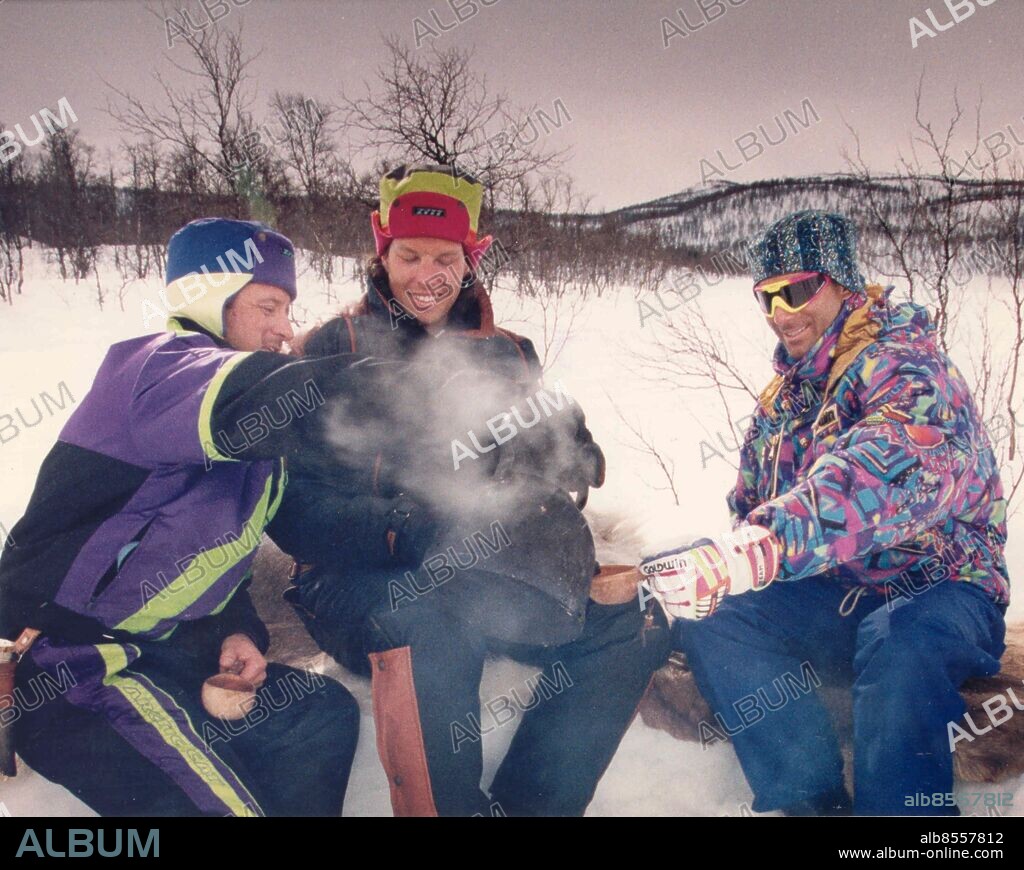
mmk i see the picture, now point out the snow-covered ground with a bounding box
[1,245,1021,816]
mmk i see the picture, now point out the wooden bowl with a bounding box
[202,673,257,720]
[590,564,643,605]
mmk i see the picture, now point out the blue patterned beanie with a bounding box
[745,210,866,294]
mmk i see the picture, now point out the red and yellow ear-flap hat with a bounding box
[371,164,493,270]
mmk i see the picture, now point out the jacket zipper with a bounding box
[768,431,784,500]
[89,517,156,604]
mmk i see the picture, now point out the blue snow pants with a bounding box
[675,575,1007,815]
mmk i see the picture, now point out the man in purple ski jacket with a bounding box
[0,218,406,816]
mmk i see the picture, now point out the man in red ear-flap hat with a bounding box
[268,164,671,817]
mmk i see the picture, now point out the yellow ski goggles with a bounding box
[753,271,830,317]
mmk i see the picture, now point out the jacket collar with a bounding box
[758,284,889,415]
[168,316,233,348]
[770,292,863,386]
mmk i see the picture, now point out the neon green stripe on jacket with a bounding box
[198,351,253,463]
[115,474,275,634]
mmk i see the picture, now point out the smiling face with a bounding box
[382,237,468,327]
[223,282,295,352]
[760,273,849,360]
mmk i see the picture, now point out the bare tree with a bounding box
[35,128,99,285]
[988,163,1024,460]
[342,37,568,209]
[163,142,214,194]
[608,396,681,506]
[121,138,163,190]
[977,160,1024,510]
[116,138,165,281]
[642,291,760,439]
[106,15,261,194]
[270,93,348,198]
[0,120,29,305]
[499,176,594,368]
[845,79,1024,509]
[0,231,25,305]
[231,111,291,220]
[843,75,987,352]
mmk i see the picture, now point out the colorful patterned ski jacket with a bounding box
[729,284,1010,606]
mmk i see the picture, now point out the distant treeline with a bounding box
[0,170,669,302]
[0,180,374,256]
[1,170,1022,306]
[4,172,1021,260]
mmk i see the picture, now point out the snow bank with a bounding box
[0,246,1020,816]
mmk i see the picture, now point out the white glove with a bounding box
[638,525,781,621]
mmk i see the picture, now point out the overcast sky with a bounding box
[1,0,1020,209]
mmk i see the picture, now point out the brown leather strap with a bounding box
[343,314,357,353]
[369,646,438,817]
[14,628,41,657]
[0,628,41,779]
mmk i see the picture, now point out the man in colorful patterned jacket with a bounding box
[0,218,415,816]
[639,210,1010,815]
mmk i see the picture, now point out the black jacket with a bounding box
[267,273,544,571]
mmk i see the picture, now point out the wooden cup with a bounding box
[201,673,257,720]
[589,564,643,606]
